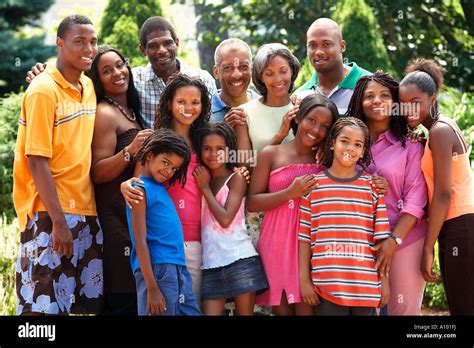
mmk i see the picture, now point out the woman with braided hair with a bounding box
[346,70,428,315]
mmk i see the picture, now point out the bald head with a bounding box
[306,17,346,74]
[307,18,343,42]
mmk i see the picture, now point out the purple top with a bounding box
[365,130,427,249]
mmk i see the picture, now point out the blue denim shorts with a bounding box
[134,263,201,316]
[201,256,269,301]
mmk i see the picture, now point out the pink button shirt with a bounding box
[365,130,427,249]
[167,152,202,242]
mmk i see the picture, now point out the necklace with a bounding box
[104,95,136,122]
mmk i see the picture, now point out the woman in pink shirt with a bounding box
[346,71,428,315]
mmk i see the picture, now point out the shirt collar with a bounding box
[47,64,90,90]
[144,58,186,82]
[211,90,228,113]
[309,62,365,90]
[211,89,259,113]
[374,129,398,145]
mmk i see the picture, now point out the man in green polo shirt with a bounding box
[294,18,371,116]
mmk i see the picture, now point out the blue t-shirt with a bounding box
[210,89,260,123]
[126,176,185,273]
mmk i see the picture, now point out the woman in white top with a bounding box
[235,43,301,156]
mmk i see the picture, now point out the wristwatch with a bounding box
[389,233,403,245]
[122,146,132,162]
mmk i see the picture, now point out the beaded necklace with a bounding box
[104,95,136,122]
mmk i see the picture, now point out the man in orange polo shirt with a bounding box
[13,15,103,315]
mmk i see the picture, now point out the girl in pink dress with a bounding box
[247,94,338,315]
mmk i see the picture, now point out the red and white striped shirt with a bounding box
[299,170,391,307]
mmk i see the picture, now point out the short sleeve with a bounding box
[299,192,312,243]
[24,92,56,158]
[372,189,391,240]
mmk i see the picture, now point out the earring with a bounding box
[429,100,439,121]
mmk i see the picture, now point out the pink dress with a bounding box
[256,163,323,306]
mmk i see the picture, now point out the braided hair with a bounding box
[134,128,191,187]
[194,122,238,170]
[346,70,408,147]
[324,117,373,169]
[154,73,211,150]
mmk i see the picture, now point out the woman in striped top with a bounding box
[299,117,391,315]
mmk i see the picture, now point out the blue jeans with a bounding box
[134,263,201,316]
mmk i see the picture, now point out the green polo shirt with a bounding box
[294,62,371,116]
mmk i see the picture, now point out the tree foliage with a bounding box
[333,0,394,76]
[0,0,55,96]
[193,0,335,70]
[99,0,164,66]
[193,0,472,90]
[0,91,23,221]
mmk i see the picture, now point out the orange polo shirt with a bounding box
[13,65,97,231]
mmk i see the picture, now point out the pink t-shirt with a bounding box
[167,152,202,242]
[365,130,427,249]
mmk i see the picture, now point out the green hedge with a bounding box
[0,91,23,222]
[0,218,19,315]
[423,243,448,310]
[439,87,474,164]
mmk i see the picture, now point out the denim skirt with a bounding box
[201,256,269,301]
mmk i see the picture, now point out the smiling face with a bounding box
[261,55,292,99]
[146,152,184,183]
[57,23,98,73]
[170,86,202,127]
[296,106,333,148]
[306,25,345,74]
[362,81,393,124]
[141,29,179,76]
[399,83,435,128]
[331,125,366,168]
[97,51,129,97]
[214,45,252,100]
[200,133,227,171]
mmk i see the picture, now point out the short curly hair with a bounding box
[139,16,177,48]
[252,43,300,101]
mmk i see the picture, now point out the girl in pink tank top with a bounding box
[399,58,474,315]
[193,123,268,315]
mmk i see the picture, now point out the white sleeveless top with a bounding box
[200,172,258,269]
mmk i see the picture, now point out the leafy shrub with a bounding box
[0,91,23,222]
[439,88,474,164]
[423,243,448,310]
[0,217,19,315]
